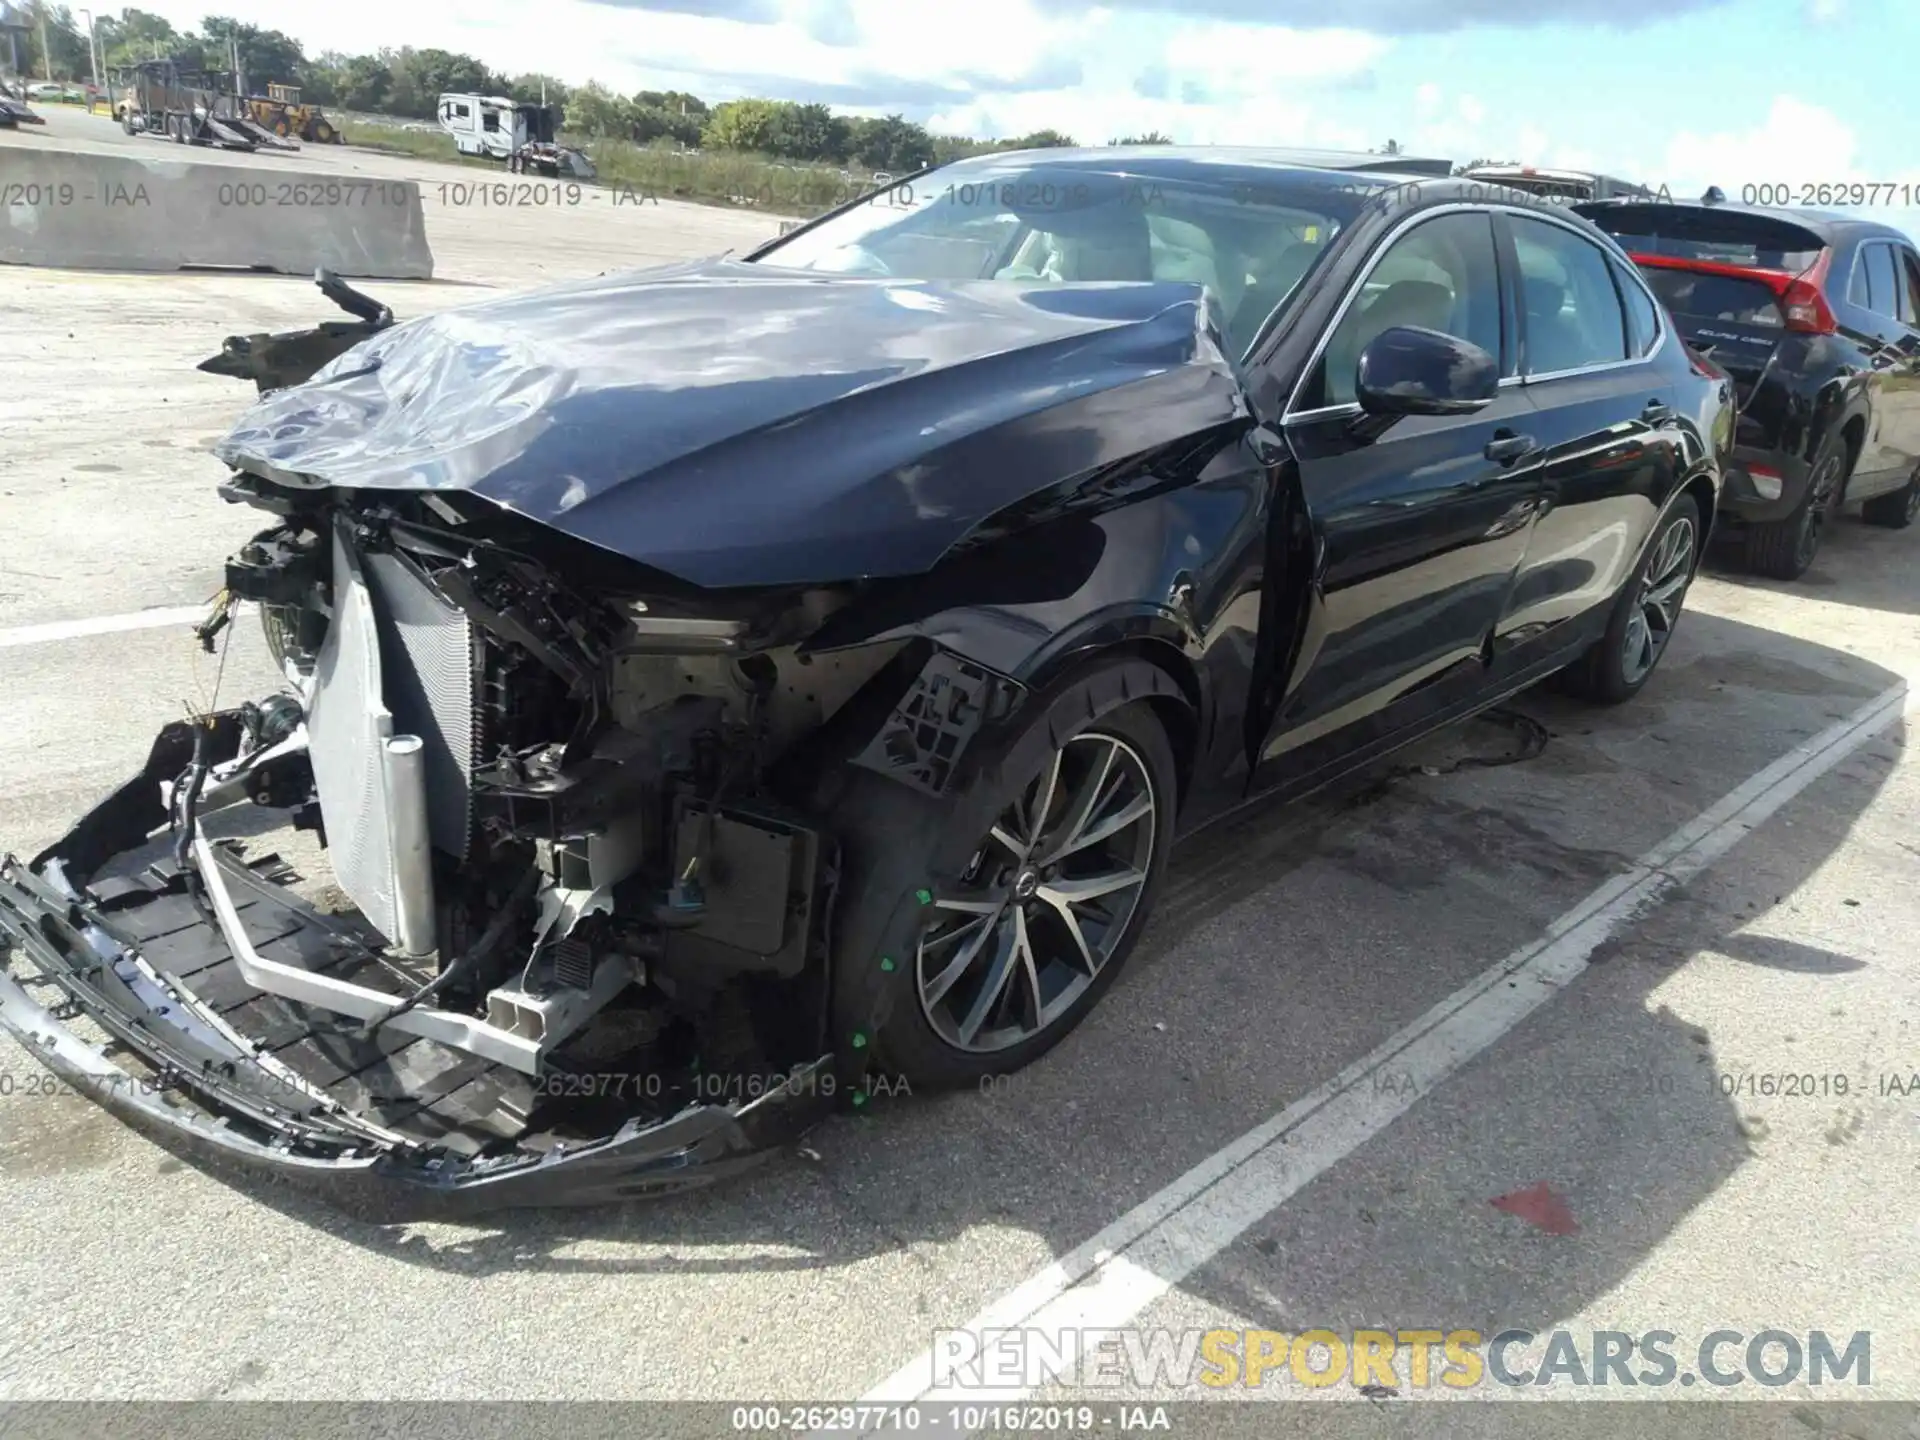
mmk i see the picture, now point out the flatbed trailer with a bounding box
[115,60,298,152]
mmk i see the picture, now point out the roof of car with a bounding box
[945,144,1455,182]
[1464,164,1629,182]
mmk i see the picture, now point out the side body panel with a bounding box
[1833,233,1920,499]
[787,184,1726,839]
[1265,393,1543,763]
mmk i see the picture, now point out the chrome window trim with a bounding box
[1281,199,1669,423]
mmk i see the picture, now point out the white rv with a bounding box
[436,92,595,178]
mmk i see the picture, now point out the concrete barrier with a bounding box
[1,147,434,279]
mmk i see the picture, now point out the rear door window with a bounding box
[1862,243,1901,319]
[1510,215,1630,374]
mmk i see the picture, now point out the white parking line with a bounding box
[0,605,211,649]
[849,680,1911,1425]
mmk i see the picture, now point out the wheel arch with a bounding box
[1680,467,1720,551]
[1006,623,1203,813]
[1837,411,1868,500]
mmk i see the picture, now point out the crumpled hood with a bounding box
[215,257,1247,587]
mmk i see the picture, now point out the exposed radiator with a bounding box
[305,523,478,952]
[364,550,479,859]
[305,526,404,944]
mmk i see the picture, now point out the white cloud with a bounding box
[1660,95,1920,239]
[108,0,1920,245]
[129,0,1091,112]
[1660,95,1863,193]
[1157,23,1391,95]
[836,0,1096,86]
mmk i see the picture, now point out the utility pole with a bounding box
[36,0,51,79]
[77,7,98,90]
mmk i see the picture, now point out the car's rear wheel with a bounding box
[1861,468,1920,529]
[1744,440,1849,579]
[826,662,1180,1090]
[1563,495,1700,705]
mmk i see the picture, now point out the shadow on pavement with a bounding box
[139,589,1904,1353]
[1705,513,1920,619]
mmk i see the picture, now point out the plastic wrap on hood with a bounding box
[214,258,1250,588]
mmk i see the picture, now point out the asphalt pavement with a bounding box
[0,111,1915,1432]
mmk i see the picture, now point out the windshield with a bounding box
[1578,204,1826,272]
[752,162,1368,357]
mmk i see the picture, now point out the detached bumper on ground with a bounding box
[0,781,835,1213]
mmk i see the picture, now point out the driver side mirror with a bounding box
[1354,325,1499,422]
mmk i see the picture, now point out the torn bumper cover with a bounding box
[0,740,834,1212]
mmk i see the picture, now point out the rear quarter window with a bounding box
[1612,258,1661,356]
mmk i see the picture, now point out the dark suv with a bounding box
[1578,199,1920,578]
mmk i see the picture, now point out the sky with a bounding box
[129,0,1920,234]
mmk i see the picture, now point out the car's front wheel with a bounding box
[829,663,1180,1090]
[1563,495,1701,705]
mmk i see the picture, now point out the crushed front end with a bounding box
[0,267,1210,1207]
[0,480,934,1211]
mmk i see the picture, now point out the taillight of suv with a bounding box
[1627,249,1837,335]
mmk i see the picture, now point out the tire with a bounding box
[825,660,1183,1090]
[1563,495,1702,705]
[314,120,336,145]
[1743,438,1850,579]
[1861,468,1920,529]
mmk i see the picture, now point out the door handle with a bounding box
[1484,431,1538,464]
[1641,399,1674,424]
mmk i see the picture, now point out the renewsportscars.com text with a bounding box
[930,1326,1873,1391]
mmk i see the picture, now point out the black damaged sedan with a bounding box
[0,148,1733,1209]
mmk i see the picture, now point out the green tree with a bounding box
[199,16,306,88]
[630,103,702,147]
[847,113,934,171]
[97,8,195,69]
[769,101,847,162]
[384,45,498,119]
[25,5,98,80]
[1109,130,1173,145]
[997,128,1074,150]
[507,72,569,107]
[563,79,627,138]
[331,51,391,112]
[635,88,707,118]
[930,132,998,165]
[703,97,784,153]
[299,49,348,104]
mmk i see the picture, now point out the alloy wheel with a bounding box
[917,731,1157,1053]
[1621,512,1697,686]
